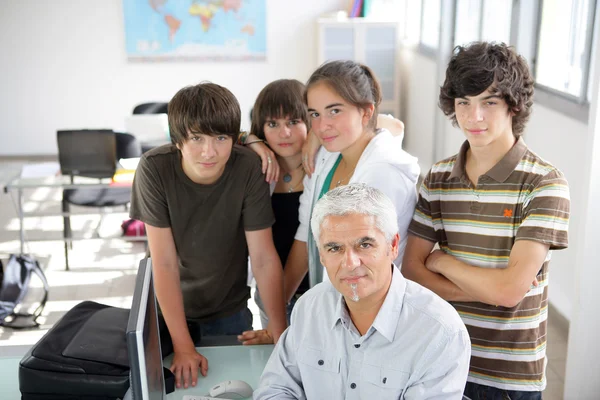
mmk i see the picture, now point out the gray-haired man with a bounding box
[254,184,471,400]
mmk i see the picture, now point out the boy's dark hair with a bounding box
[168,82,241,146]
[305,60,382,130]
[251,79,308,140]
[439,42,534,136]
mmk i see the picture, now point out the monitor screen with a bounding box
[57,129,117,178]
[126,258,165,400]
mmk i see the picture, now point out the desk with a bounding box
[4,172,144,270]
[0,343,274,399]
[164,345,273,399]
[0,354,22,400]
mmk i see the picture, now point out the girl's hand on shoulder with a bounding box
[246,135,280,183]
[302,129,321,178]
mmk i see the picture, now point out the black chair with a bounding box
[115,130,143,159]
[132,102,168,115]
[57,130,140,270]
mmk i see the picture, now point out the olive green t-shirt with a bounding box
[130,144,275,321]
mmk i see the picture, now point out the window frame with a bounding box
[453,0,512,49]
[530,0,598,122]
[406,0,598,122]
[418,0,441,59]
[454,0,482,48]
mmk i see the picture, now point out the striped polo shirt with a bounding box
[408,137,570,392]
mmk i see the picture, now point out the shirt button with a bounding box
[354,344,360,348]
[318,360,324,366]
[350,383,356,389]
[383,377,387,384]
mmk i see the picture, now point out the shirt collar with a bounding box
[448,140,470,181]
[448,137,528,183]
[331,265,406,343]
[486,136,528,182]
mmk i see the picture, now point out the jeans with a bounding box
[463,382,543,400]
[254,289,299,328]
[158,307,253,357]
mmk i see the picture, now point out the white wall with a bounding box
[563,16,600,394]
[402,52,438,173]
[402,50,591,321]
[525,105,588,319]
[0,0,345,156]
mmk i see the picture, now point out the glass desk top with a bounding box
[0,344,274,400]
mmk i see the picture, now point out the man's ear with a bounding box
[390,233,400,259]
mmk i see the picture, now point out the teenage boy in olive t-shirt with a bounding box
[130,82,287,390]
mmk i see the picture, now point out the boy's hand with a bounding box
[169,347,208,389]
[425,249,448,273]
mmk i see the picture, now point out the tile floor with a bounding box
[0,158,570,399]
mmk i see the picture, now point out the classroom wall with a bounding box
[402,51,595,321]
[0,0,345,156]
[402,52,438,173]
[1,1,590,321]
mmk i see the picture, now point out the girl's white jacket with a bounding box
[294,129,421,286]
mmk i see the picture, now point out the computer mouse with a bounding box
[208,379,253,399]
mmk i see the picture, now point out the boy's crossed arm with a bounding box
[403,235,547,307]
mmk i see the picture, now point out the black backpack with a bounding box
[0,254,50,329]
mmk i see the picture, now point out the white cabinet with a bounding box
[317,18,401,117]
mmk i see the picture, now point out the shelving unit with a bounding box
[317,17,401,117]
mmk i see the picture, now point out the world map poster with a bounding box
[123,0,267,61]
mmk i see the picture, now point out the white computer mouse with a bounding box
[208,380,253,399]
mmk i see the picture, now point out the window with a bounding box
[454,0,512,47]
[481,0,512,43]
[420,0,441,50]
[535,0,596,101]
[404,0,423,44]
[454,0,481,47]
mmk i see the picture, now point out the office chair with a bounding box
[115,130,143,159]
[132,102,168,115]
[57,130,140,270]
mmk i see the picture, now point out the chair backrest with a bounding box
[115,132,142,160]
[132,102,168,115]
[57,130,117,179]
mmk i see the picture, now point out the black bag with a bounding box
[0,254,49,329]
[19,301,131,400]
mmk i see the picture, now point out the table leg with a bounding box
[18,188,25,255]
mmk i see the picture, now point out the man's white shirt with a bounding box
[254,266,471,399]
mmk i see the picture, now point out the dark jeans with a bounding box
[464,382,543,400]
[158,307,253,357]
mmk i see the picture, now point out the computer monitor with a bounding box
[57,129,117,179]
[126,258,165,400]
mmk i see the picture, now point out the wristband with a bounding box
[237,131,250,145]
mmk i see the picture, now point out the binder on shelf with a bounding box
[350,0,363,18]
